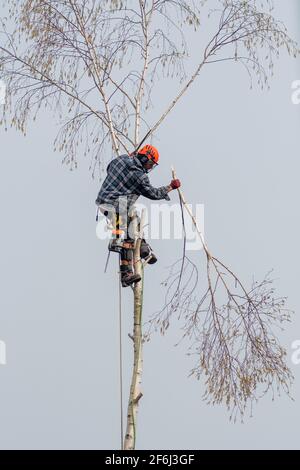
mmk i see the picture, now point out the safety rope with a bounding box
[118,263,124,450]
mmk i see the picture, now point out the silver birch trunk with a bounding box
[123,211,145,450]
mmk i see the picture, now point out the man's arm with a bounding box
[136,173,180,201]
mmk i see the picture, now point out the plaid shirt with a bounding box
[96,154,170,211]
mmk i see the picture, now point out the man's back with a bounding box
[96,154,170,210]
[96,154,142,209]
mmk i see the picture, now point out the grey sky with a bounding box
[0,1,299,450]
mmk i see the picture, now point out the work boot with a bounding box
[121,272,142,288]
[140,240,157,265]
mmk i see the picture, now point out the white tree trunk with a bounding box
[124,213,145,450]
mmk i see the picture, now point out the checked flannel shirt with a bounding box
[96,154,170,213]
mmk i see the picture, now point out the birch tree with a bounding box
[0,0,298,449]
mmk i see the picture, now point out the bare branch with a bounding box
[146,170,294,421]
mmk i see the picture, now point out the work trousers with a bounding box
[99,205,139,274]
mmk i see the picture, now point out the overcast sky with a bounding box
[0,1,300,450]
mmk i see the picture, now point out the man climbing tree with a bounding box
[1,0,298,450]
[96,144,181,287]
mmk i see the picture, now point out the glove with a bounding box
[170,179,181,190]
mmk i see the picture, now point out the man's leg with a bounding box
[99,205,141,287]
[119,239,141,287]
[119,211,142,287]
[140,239,158,264]
[127,208,158,265]
[105,210,126,253]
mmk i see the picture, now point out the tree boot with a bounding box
[140,239,157,265]
[121,270,141,288]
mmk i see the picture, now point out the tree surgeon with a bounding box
[96,145,181,287]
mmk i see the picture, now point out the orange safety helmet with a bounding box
[138,144,159,165]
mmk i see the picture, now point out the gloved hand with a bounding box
[170,179,181,190]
